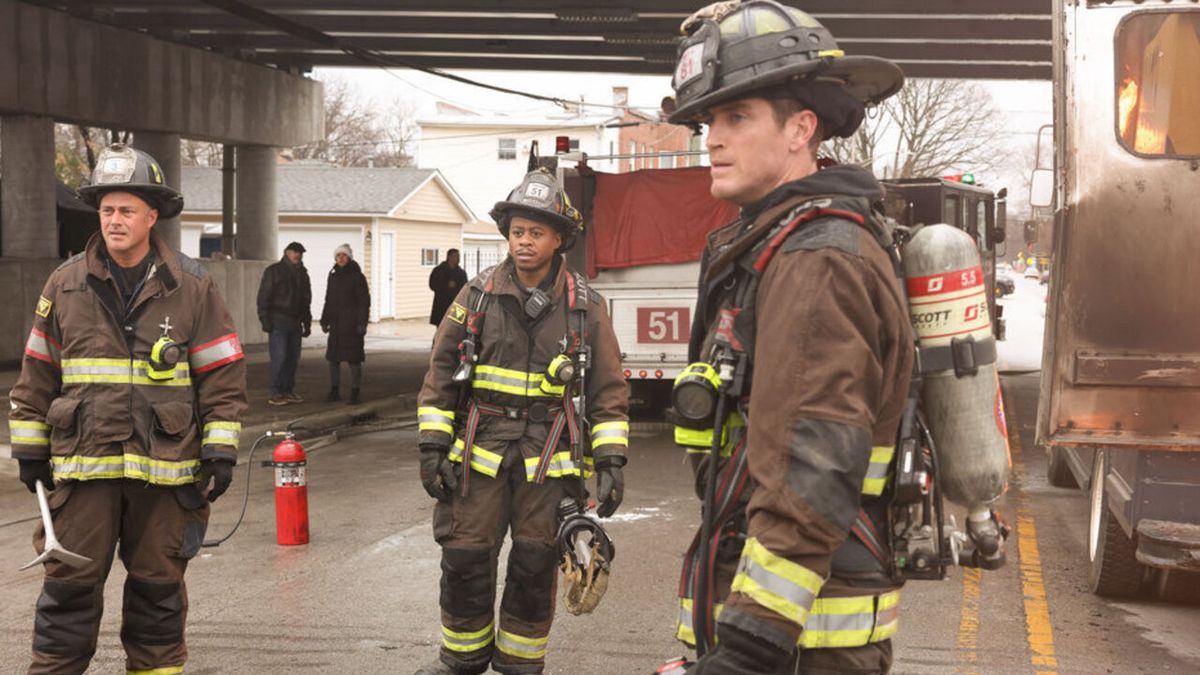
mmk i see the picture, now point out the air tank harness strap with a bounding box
[916,334,997,378]
[454,271,494,498]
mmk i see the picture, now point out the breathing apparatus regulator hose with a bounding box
[202,431,273,548]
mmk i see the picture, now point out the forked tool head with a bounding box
[20,480,93,571]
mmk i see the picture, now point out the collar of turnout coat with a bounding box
[493,254,568,302]
[740,164,883,224]
[84,230,183,293]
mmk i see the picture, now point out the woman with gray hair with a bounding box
[320,243,370,403]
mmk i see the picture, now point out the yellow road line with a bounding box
[956,566,981,674]
[1007,394,1059,675]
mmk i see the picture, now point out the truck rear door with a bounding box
[1038,3,1200,450]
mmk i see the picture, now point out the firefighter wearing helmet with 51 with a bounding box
[9,144,247,674]
[415,168,629,675]
[663,2,913,673]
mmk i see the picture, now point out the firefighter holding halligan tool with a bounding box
[415,168,630,674]
[663,2,914,673]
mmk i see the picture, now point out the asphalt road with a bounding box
[2,375,1199,673]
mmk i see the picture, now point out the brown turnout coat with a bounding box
[9,231,248,485]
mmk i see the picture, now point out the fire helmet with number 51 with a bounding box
[667,0,904,138]
[490,169,584,252]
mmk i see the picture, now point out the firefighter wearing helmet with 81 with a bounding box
[10,144,247,674]
[663,2,913,673]
[415,168,629,674]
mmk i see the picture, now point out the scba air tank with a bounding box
[901,224,1010,517]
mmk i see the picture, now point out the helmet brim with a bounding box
[78,184,185,220]
[668,55,904,125]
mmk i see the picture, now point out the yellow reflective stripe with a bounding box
[418,406,456,434]
[675,412,744,455]
[9,420,51,445]
[523,452,593,480]
[674,362,721,389]
[60,359,191,386]
[202,421,241,446]
[798,591,900,649]
[61,357,130,367]
[675,597,724,646]
[51,454,200,485]
[817,49,845,58]
[127,667,185,675]
[495,628,548,660]
[730,537,825,627]
[474,365,564,397]
[862,445,894,496]
[591,420,629,449]
[442,622,494,653]
[450,439,503,477]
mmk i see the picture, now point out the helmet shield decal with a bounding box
[92,145,138,186]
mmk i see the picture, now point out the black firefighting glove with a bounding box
[196,458,235,503]
[594,455,626,518]
[321,322,331,334]
[17,459,53,494]
[301,322,312,338]
[688,622,791,675]
[261,320,273,334]
[420,444,458,502]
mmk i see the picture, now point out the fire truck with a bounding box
[1033,1,1200,600]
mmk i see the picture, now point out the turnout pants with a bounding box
[432,446,576,674]
[28,479,209,675]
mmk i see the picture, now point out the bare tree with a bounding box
[54,126,137,187]
[292,78,381,166]
[821,79,1008,179]
[373,98,418,168]
[181,139,223,167]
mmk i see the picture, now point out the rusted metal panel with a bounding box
[1039,1,1200,452]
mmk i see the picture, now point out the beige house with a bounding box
[181,163,475,321]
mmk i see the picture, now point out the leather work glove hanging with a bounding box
[420,445,458,502]
[594,456,626,518]
[17,459,54,493]
[195,458,234,503]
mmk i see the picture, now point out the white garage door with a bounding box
[277,225,365,324]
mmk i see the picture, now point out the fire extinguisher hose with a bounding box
[202,431,274,548]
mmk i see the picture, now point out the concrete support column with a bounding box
[235,145,278,260]
[133,131,182,251]
[0,115,58,258]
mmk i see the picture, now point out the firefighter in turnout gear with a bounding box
[10,144,247,675]
[415,169,630,675]
[665,2,912,673]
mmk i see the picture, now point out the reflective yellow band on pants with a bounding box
[201,421,241,447]
[127,666,185,675]
[61,358,191,387]
[449,439,503,477]
[675,412,744,455]
[473,364,564,397]
[590,420,629,450]
[861,445,894,496]
[495,628,548,660]
[676,591,899,649]
[729,537,825,628]
[798,590,900,649]
[51,454,200,486]
[9,420,50,446]
[442,622,494,653]
[524,451,593,481]
[418,406,456,435]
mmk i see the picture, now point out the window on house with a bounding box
[421,248,439,266]
[569,138,580,152]
[498,138,517,160]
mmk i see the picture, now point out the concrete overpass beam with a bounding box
[235,145,278,261]
[133,131,181,251]
[0,114,57,258]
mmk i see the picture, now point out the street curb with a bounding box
[237,393,418,459]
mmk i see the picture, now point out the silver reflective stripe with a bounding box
[442,623,494,652]
[591,428,627,440]
[474,370,528,389]
[805,609,877,634]
[10,421,50,445]
[63,364,130,377]
[495,631,547,659]
[737,552,818,614]
[863,462,888,482]
[190,333,243,372]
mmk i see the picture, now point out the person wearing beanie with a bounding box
[320,244,370,404]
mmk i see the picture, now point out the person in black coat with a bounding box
[428,248,468,325]
[320,243,370,404]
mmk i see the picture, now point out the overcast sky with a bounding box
[316,66,1052,211]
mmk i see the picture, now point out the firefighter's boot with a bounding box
[413,656,487,675]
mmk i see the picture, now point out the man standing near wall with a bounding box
[10,144,247,674]
[257,241,312,405]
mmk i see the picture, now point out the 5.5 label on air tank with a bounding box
[905,265,991,345]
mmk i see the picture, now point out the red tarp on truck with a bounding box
[587,166,739,273]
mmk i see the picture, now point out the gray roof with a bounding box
[182,163,437,214]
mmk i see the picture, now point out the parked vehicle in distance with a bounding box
[996,269,1015,297]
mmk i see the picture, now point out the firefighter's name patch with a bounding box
[447,302,467,324]
[35,296,52,318]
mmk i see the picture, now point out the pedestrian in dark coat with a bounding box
[320,243,370,404]
[428,248,468,325]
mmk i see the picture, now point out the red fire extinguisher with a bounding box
[272,433,309,545]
